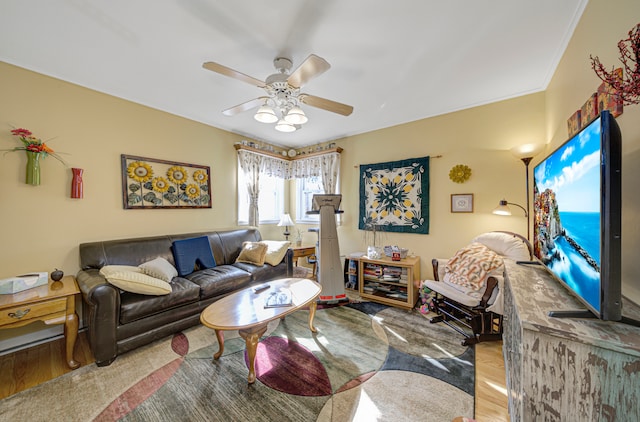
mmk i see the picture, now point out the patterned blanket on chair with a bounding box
[444,242,504,291]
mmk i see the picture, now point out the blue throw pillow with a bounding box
[171,236,216,276]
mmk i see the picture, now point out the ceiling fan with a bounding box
[202,54,354,132]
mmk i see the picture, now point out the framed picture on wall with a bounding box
[451,194,473,213]
[121,154,212,209]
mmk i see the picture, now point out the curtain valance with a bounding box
[237,148,341,181]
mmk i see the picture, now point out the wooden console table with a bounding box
[0,275,80,369]
[503,260,640,421]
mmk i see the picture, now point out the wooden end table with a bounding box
[291,245,317,279]
[0,275,80,369]
[200,277,321,384]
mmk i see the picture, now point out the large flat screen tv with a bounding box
[533,110,624,322]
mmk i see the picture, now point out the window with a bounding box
[237,166,284,225]
[296,176,324,223]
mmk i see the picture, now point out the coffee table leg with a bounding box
[308,300,318,333]
[213,329,224,359]
[238,324,268,384]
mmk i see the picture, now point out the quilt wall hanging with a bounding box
[121,154,211,209]
[359,156,429,234]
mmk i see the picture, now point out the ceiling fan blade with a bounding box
[222,97,267,116]
[203,62,265,87]
[287,54,330,88]
[300,94,353,116]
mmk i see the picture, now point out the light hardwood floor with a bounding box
[475,341,510,421]
[0,332,509,421]
[0,332,94,400]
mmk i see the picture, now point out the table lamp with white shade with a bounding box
[277,213,295,240]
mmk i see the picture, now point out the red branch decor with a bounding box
[590,23,640,105]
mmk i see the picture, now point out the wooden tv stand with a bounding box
[502,260,640,420]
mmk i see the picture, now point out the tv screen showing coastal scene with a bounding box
[533,117,602,313]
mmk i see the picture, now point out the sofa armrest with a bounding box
[76,269,120,366]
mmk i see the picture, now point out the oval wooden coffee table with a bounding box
[200,277,321,384]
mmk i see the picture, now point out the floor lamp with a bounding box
[509,144,545,240]
[493,199,529,235]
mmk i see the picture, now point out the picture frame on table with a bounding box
[451,194,474,213]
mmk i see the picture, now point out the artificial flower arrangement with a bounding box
[3,128,67,185]
[5,128,67,164]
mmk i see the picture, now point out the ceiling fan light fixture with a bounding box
[254,105,278,123]
[284,106,308,124]
[275,119,296,132]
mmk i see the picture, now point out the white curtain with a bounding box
[290,152,341,192]
[260,154,290,178]
[239,148,341,183]
[319,152,340,194]
[237,149,341,224]
[237,150,262,226]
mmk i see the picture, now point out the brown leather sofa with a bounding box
[76,228,292,366]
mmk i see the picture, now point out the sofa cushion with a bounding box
[172,236,217,276]
[236,242,268,266]
[103,270,172,296]
[185,265,252,298]
[422,278,498,308]
[119,277,201,324]
[262,240,291,266]
[233,260,288,282]
[139,257,178,282]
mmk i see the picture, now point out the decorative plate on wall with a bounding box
[449,164,472,183]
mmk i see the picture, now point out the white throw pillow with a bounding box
[262,240,291,266]
[139,257,178,282]
[100,265,143,278]
[104,271,172,295]
[472,232,531,261]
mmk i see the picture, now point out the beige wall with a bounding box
[545,0,640,304]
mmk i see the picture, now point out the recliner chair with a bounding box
[419,231,533,346]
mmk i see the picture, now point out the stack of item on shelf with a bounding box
[345,258,359,290]
[362,262,408,300]
[382,266,408,284]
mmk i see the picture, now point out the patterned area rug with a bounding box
[0,303,474,421]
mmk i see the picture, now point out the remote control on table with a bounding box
[252,284,270,293]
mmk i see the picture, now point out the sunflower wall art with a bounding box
[449,164,471,183]
[121,154,212,209]
[359,156,430,234]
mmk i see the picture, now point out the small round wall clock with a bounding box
[449,164,472,183]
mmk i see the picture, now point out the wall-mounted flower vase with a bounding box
[71,167,84,198]
[25,151,41,186]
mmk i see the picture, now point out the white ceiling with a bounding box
[0,1,587,149]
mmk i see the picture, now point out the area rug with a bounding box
[0,302,474,421]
